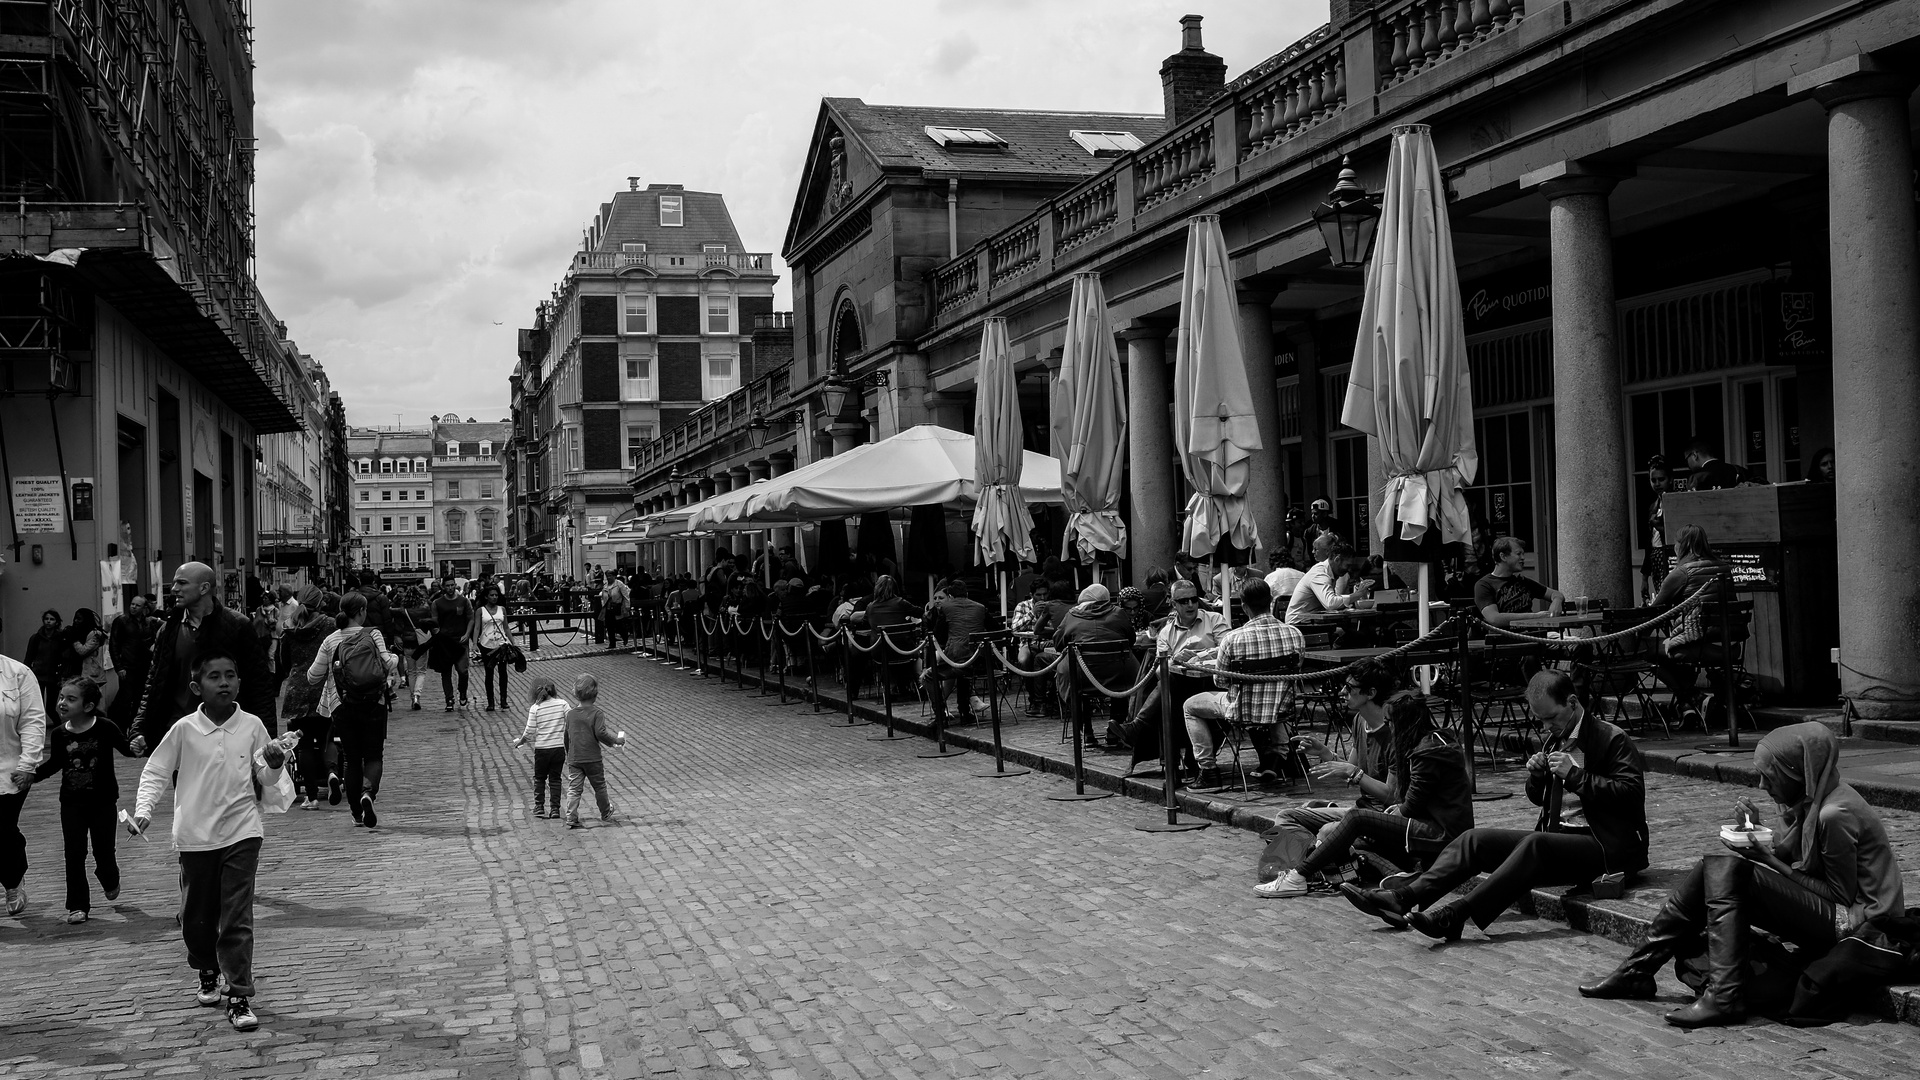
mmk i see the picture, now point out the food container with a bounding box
[1719,824,1774,846]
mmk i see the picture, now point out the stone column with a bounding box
[1795,58,1920,717]
[829,422,864,455]
[1122,325,1177,584]
[1531,165,1631,606]
[698,478,719,570]
[1237,288,1286,562]
[768,451,795,560]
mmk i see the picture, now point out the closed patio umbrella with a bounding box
[971,317,1037,574]
[1172,215,1262,568]
[1051,272,1129,565]
[1340,124,1478,579]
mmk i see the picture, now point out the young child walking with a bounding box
[510,677,570,818]
[34,677,138,924]
[561,673,625,829]
[131,651,296,1031]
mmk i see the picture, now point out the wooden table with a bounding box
[1511,612,1605,631]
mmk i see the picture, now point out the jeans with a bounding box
[60,800,119,912]
[1183,692,1291,773]
[563,761,611,820]
[1400,826,1611,929]
[291,714,337,801]
[179,837,261,998]
[1296,807,1448,878]
[440,648,471,705]
[481,648,511,708]
[333,699,388,805]
[0,789,26,890]
[532,747,564,811]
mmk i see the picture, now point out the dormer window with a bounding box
[1070,130,1144,157]
[659,196,683,227]
[924,125,1006,151]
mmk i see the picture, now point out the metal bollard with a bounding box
[1137,653,1204,830]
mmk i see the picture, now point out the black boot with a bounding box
[1666,855,1749,1028]
[1581,864,1706,999]
[1339,884,1410,929]
[1408,902,1469,943]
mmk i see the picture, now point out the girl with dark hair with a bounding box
[1579,723,1903,1027]
[472,585,514,711]
[66,609,110,706]
[1257,692,1475,898]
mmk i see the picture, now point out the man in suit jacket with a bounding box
[1341,669,1648,941]
[131,562,278,751]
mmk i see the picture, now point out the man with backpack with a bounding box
[304,592,399,830]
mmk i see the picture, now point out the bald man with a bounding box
[131,561,277,752]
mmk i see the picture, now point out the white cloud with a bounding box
[253,0,1326,427]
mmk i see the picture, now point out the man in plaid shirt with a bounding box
[1181,580,1306,787]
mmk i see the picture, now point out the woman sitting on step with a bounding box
[1577,722,1905,1027]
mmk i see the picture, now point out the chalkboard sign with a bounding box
[1720,546,1781,592]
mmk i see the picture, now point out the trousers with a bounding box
[1401,826,1610,929]
[332,699,388,805]
[563,761,611,820]
[532,747,565,811]
[0,790,26,890]
[178,837,261,998]
[1297,807,1448,878]
[60,800,119,912]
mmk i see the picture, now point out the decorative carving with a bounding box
[825,133,854,216]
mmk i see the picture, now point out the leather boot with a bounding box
[1666,856,1749,1028]
[1340,884,1410,929]
[1580,864,1706,999]
[1408,902,1468,943]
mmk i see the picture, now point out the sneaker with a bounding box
[459,698,471,709]
[1254,870,1310,899]
[66,909,87,924]
[410,697,421,712]
[226,997,259,1031]
[969,696,991,716]
[5,886,25,916]
[196,970,224,1006]
[446,701,455,712]
[534,805,546,818]
[326,774,343,806]
[600,812,616,824]
[360,795,378,830]
[565,816,582,829]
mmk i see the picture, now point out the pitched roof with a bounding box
[434,421,510,443]
[591,186,750,255]
[829,98,1166,180]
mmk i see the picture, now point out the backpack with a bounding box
[333,628,388,703]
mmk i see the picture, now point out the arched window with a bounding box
[445,509,466,543]
[832,300,862,370]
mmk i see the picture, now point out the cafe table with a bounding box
[1511,612,1605,631]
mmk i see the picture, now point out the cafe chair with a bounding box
[1213,654,1315,794]
[1676,595,1756,736]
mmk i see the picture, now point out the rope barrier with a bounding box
[1477,585,1712,647]
[990,646,1065,678]
[1070,648,1160,700]
[1175,617,1464,684]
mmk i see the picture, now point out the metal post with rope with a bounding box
[969,630,1028,778]
[917,635,967,759]
[1135,652,1208,832]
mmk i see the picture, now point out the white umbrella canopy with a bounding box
[1339,124,1478,549]
[691,425,1062,528]
[1051,272,1129,562]
[1172,214,1263,558]
[972,318,1037,565]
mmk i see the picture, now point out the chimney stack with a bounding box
[1161,14,1226,126]
[628,176,640,191]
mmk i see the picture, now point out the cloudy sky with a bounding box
[252,0,1325,429]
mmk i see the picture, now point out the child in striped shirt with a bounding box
[511,677,569,819]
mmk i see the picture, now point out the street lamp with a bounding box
[1311,155,1382,269]
[745,408,800,451]
[819,368,890,421]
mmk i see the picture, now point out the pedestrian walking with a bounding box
[130,650,297,1031]
[510,677,570,818]
[0,652,50,916]
[131,561,279,752]
[33,677,138,922]
[561,674,625,829]
[279,587,338,810]
[473,585,514,711]
[428,583,474,711]
[304,592,399,830]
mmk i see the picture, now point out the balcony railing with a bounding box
[627,361,795,480]
[572,250,772,272]
[920,4,1539,333]
[1377,0,1527,91]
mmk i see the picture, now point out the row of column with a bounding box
[1115,60,1918,716]
[634,451,794,579]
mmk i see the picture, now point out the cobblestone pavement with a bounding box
[4,653,1918,1079]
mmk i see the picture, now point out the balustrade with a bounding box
[1377,0,1524,90]
[1053,176,1118,254]
[1239,39,1345,160]
[988,220,1042,287]
[1134,122,1215,212]
[932,256,980,315]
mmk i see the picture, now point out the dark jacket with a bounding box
[1525,714,1649,873]
[1391,731,1476,852]
[132,605,277,750]
[1053,604,1136,681]
[109,613,159,676]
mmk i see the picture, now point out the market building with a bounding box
[753,2,1916,717]
[509,180,779,579]
[0,0,312,655]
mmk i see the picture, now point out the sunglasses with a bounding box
[1173,596,1200,605]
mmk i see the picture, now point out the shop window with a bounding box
[1464,411,1537,551]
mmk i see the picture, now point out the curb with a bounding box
[647,648,1920,1026]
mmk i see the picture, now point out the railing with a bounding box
[988,219,1042,287]
[628,361,796,478]
[1134,121,1215,212]
[932,257,980,316]
[1053,175,1117,254]
[752,311,794,330]
[574,251,652,270]
[1376,0,1526,91]
[1239,31,1345,161]
[574,250,771,272]
[705,251,772,270]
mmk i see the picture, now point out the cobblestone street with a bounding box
[4,653,1918,1079]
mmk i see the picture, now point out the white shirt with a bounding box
[518,698,571,749]
[1286,561,1354,623]
[134,705,283,852]
[0,655,48,796]
[1153,609,1231,675]
[1265,567,1306,602]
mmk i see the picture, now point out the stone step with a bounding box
[646,650,1920,1028]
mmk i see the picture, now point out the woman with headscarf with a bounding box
[279,586,337,808]
[1577,722,1904,1027]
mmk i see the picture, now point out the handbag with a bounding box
[498,642,527,673]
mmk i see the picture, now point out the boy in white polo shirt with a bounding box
[131,650,295,1031]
